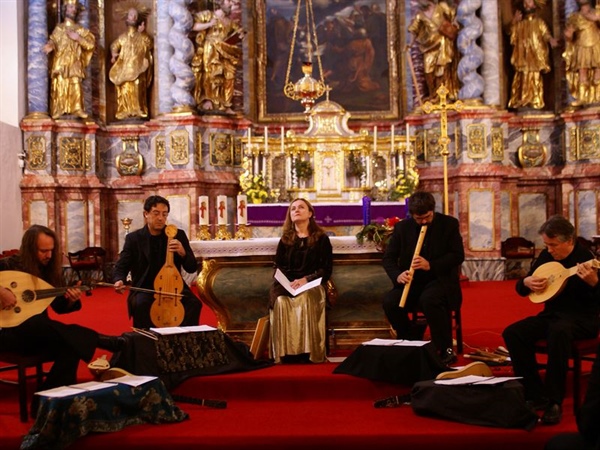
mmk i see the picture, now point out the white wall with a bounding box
[0,0,26,250]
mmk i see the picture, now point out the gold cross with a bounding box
[422,84,463,215]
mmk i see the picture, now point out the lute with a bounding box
[0,270,91,327]
[529,259,600,303]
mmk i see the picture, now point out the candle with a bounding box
[237,195,247,225]
[406,123,410,150]
[198,196,209,225]
[280,126,285,154]
[373,126,377,153]
[391,124,395,152]
[217,195,227,225]
[264,126,268,154]
[362,196,371,226]
[247,127,251,146]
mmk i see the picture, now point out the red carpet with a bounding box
[0,281,586,449]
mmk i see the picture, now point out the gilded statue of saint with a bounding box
[564,0,600,106]
[109,4,153,120]
[43,0,95,119]
[408,0,460,102]
[192,7,244,113]
[508,0,558,110]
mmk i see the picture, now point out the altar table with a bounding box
[247,201,406,227]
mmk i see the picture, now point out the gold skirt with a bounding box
[269,285,326,363]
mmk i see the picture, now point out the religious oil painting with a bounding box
[256,0,399,121]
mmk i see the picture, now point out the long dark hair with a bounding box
[280,198,325,246]
[19,225,64,286]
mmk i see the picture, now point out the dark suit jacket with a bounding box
[382,213,465,307]
[112,225,199,318]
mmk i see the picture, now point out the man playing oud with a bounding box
[503,215,600,426]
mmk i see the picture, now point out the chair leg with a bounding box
[454,310,463,354]
[573,353,582,414]
[17,364,28,423]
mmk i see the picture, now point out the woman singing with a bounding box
[269,198,333,363]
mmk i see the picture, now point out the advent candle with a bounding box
[237,195,247,225]
[406,123,410,151]
[198,196,209,225]
[247,127,251,146]
[390,124,395,152]
[373,126,377,153]
[217,195,227,225]
[264,126,268,154]
[280,126,285,154]
[362,196,371,226]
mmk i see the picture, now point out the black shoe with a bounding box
[541,403,562,425]
[97,334,126,353]
[526,397,549,411]
[373,394,411,408]
[440,348,457,366]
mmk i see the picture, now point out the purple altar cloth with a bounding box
[247,202,407,227]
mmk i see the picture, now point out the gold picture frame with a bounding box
[251,0,401,123]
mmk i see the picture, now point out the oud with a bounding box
[529,259,600,303]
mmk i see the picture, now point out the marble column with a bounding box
[157,0,175,114]
[167,0,195,112]
[480,0,500,106]
[26,0,49,117]
[456,0,484,102]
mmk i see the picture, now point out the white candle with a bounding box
[264,126,268,154]
[280,126,285,154]
[237,195,247,225]
[406,123,410,150]
[247,127,251,146]
[391,124,395,152]
[217,195,227,225]
[373,126,377,153]
[198,196,209,225]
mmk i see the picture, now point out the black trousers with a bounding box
[0,313,98,390]
[502,314,597,405]
[382,280,453,353]
[128,290,202,329]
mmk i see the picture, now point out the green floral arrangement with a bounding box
[294,159,313,181]
[389,168,419,201]
[239,169,272,204]
[356,216,401,251]
[347,152,366,178]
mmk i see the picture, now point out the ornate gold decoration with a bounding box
[215,224,232,240]
[169,130,189,165]
[116,137,144,175]
[59,137,86,171]
[210,133,233,166]
[196,224,211,241]
[424,129,442,161]
[491,127,504,161]
[517,128,547,168]
[195,132,202,167]
[569,126,578,161]
[156,135,166,168]
[234,224,251,240]
[467,124,486,159]
[422,84,464,214]
[85,139,92,170]
[233,136,243,166]
[578,126,600,160]
[27,135,47,170]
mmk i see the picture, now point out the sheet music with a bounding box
[109,375,157,387]
[434,375,522,386]
[362,338,429,347]
[274,268,322,296]
[149,327,190,335]
[181,325,217,332]
[35,386,87,398]
[69,381,117,392]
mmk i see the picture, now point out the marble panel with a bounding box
[577,190,598,238]
[166,194,191,237]
[65,201,86,254]
[501,191,510,241]
[462,258,505,281]
[467,189,494,251]
[29,200,48,227]
[518,193,548,246]
[117,200,145,251]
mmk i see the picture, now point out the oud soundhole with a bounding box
[21,290,35,303]
[14,306,21,313]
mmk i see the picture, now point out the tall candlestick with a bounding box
[237,195,247,225]
[247,127,251,147]
[391,124,395,152]
[406,123,410,150]
[264,126,268,154]
[280,126,285,154]
[217,195,227,225]
[198,195,209,225]
[373,126,377,153]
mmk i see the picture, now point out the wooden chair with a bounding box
[501,237,536,279]
[67,246,107,284]
[534,336,600,414]
[0,352,51,422]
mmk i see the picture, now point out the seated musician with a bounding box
[0,225,124,417]
[269,198,333,363]
[382,190,465,366]
[503,215,600,425]
[112,195,202,328]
